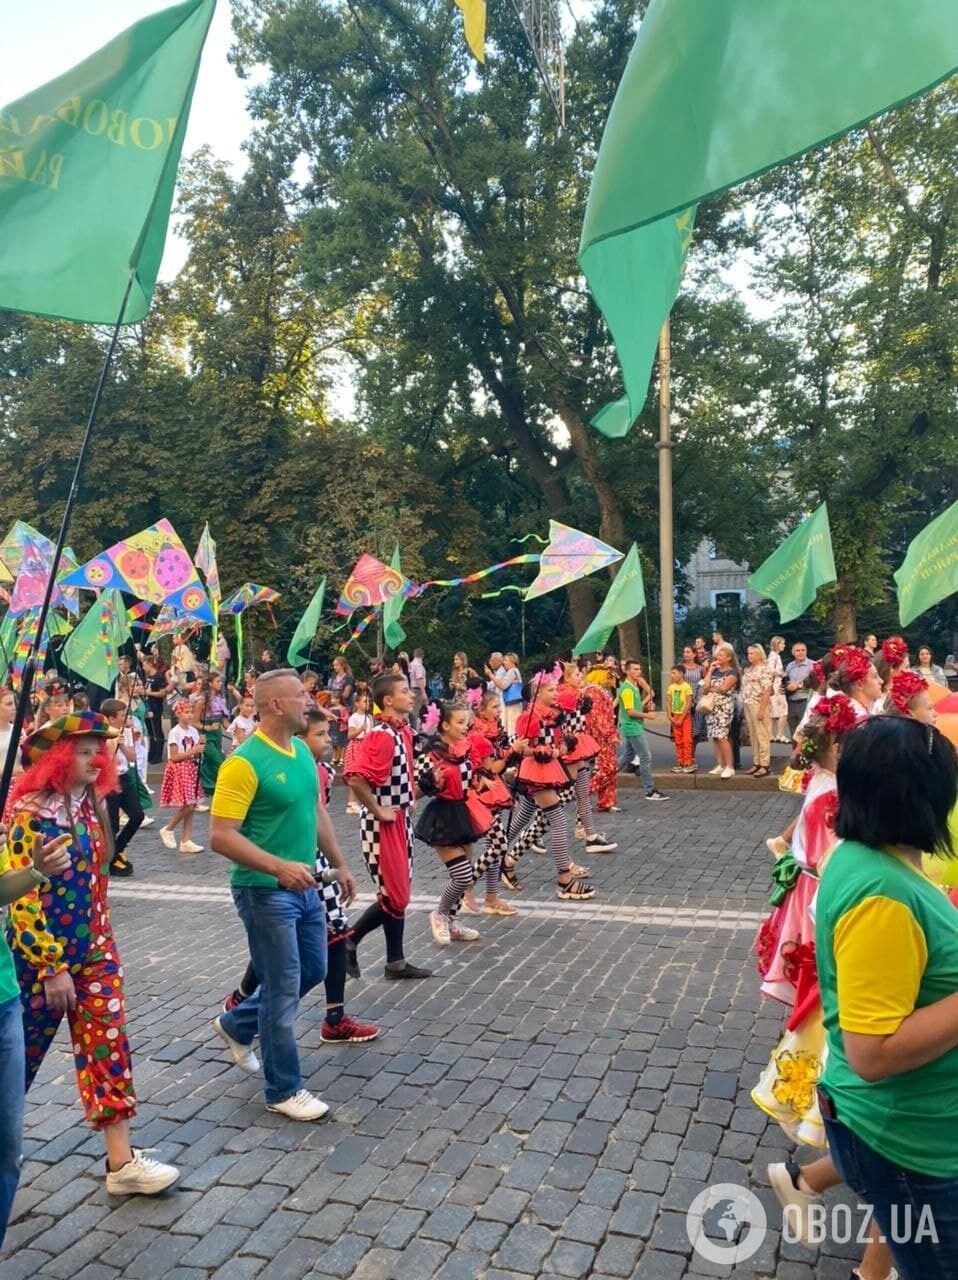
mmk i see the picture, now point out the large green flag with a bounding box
[580,0,958,437]
[63,590,131,689]
[287,578,326,668]
[894,501,958,627]
[748,503,836,624]
[383,546,407,650]
[573,544,646,657]
[0,0,216,325]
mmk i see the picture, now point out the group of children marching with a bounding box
[751,639,954,1280]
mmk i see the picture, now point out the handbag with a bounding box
[502,678,523,705]
[697,690,717,714]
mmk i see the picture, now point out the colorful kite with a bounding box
[8,539,80,617]
[0,521,53,577]
[60,519,214,623]
[195,523,221,602]
[336,553,413,616]
[523,522,623,601]
[220,583,280,616]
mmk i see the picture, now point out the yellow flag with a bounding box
[455,0,486,62]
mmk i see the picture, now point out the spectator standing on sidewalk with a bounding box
[784,642,815,738]
[742,644,773,777]
[409,649,428,718]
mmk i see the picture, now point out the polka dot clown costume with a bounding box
[3,713,137,1130]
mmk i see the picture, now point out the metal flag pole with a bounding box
[0,268,137,818]
[656,318,675,705]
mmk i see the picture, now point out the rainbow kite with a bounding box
[220,583,280,616]
[523,522,622,601]
[336,553,413,616]
[61,519,214,623]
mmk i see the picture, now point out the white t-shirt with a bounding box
[115,725,136,776]
[168,724,199,759]
[228,713,256,743]
[348,712,373,738]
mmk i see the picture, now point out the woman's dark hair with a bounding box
[835,717,957,856]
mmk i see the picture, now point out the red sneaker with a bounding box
[321,1014,380,1043]
[222,990,244,1013]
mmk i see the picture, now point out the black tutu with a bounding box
[415,798,476,847]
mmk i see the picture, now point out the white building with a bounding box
[684,539,762,612]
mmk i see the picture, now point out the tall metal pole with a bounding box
[656,319,675,705]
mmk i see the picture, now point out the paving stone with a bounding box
[421,1203,475,1243]
[609,1190,659,1239]
[496,1222,555,1273]
[559,1203,612,1245]
[545,1239,598,1278]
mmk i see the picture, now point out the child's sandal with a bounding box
[567,862,592,878]
[557,876,596,900]
[501,861,522,892]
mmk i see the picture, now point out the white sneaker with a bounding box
[195,803,210,813]
[214,1016,260,1075]
[708,765,723,776]
[720,767,734,779]
[105,1149,179,1197]
[449,922,480,941]
[159,826,176,849]
[267,1089,329,1121]
[430,911,451,944]
[585,834,618,854]
[767,1161,822,1248]
[179,840,204,854]
[139,816,154,828]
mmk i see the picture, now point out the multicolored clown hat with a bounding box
[21,710,119,766]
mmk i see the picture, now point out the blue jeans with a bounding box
[618,732,654,793]
[220,887,327,1105]
[0,994,24,1248]
[825,1115,958,1280]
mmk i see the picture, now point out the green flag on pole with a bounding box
[572,544,646,657]
[287,578,326,668]
[0,613,17,685]
[383,546,407,650]
[63,590,131,689]
[748,503,836,624]
[0,0,216,325]
[579,0,958,437]
[894,501,958,627]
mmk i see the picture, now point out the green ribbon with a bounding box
[768,851,801,906]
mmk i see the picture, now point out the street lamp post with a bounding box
[657,319,675,704]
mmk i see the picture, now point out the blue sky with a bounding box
[3,0,253,278]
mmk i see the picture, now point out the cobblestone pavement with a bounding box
[3,791,864,1279]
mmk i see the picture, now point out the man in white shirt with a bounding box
[409,649,427,716]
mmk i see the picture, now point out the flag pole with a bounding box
[0,267,137,818]
[656,319,675,705]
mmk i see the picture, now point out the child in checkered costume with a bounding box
[222,711,379,1042]
[344,673,432,981]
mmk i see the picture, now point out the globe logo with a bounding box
[686,1183,768,1265]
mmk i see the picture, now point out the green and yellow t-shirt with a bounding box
[816,839,958,1178]
[617,680,647,739]
[211,731,318,889]
[666,681,693,717]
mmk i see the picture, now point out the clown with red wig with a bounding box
[2,713,178,1197]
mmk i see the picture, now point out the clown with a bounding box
[2,713,178,1197]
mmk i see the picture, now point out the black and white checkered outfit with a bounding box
[358,721,416,908]
[316,762,349,939]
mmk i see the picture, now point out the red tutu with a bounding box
[465,791,494,837]
[516,755,568,790]
[474,775,513,810]
[561,732,600,765]
[160,759,203,808]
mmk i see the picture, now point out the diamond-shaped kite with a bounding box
[523,521,623,601]
[59,518,214,623]
[221,583,281,616]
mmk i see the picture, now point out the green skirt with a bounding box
[199,731,225,796]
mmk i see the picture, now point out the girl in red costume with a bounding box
[557,662,617,855]
[501,672,595,901]
[458,692,521,917]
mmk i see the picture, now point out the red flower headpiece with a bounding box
[812,692,860,737]
[833,645,872,686]
[810,661,826,687]
[881,636,908,668]
[889,670,928,715]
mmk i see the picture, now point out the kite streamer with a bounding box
[512,533,548,545]
[338,607,378,652]
[418,553,540,591]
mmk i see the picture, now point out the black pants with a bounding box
[146,710,165,765]
[107,772,144,857]
[786,700,807,736]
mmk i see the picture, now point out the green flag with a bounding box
[748,503,836,624]
[0,613,16,685]
[287,578,326,668]
[894,501,958,627]
[0,0,216,325]
[383,546,407,650]
[573,544,646,657]
[580,0,958,436]
[63,590,131,689]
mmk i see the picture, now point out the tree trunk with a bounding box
[833,575,857,642]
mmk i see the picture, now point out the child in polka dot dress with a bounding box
[2,712,178,1196]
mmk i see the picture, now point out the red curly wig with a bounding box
[8,737,119,813]
[881,636,909,669]
[889,670,929,715]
